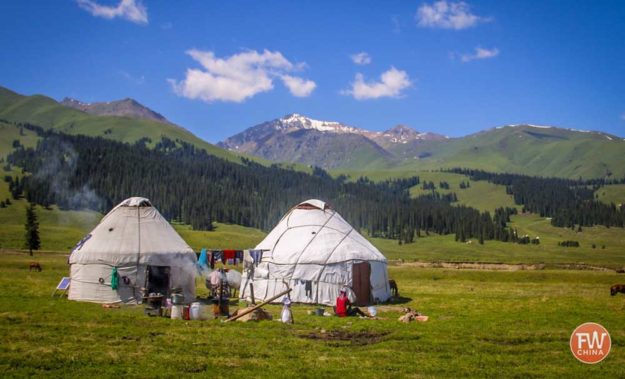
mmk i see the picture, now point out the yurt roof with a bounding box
[69,197,195,266]
[256,199,387,265]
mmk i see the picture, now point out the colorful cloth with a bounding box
[198,248,208,270]
[249,250,263,266]
[111,267,119,290]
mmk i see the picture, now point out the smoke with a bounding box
[33,140,105,211]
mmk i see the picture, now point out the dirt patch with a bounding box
[299,330,389,346]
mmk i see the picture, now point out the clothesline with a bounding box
[197,248,270,269]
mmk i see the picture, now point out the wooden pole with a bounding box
[224,288,291,323]
[250,283,256,305]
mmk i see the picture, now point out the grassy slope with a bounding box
[0,251,623,377]
[596,184,625,206]
[0,86,242,162]
[334,169,517,213]
[375,126,625,179]
[377,213,625,269]
[407,171,518,213]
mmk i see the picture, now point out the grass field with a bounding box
[376,213,625,269]
[596,184,625,206]
[0,250,623,378]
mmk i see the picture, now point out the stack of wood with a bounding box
[398,307,429,323]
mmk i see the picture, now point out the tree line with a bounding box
[7,122,519,244]
[444,168,625,228]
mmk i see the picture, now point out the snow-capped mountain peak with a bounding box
[277,113,362,134]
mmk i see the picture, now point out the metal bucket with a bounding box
[171,293,185,305]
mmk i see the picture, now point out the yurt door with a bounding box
[352,262,371,306]
[146,265,171,296]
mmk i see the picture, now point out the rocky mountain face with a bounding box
[219,114,625,178]
[60,97,173,125]
[218,114,446,168]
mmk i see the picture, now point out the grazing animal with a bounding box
[389,279,399,297]
[610,284,625,296]
[29,262,42,272]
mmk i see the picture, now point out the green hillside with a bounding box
[596,184,625,206]
[407,171,518,213]
[0,86,241,162]
[386,125,625,179]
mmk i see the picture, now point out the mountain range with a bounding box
[1,85,624,179]
[219,113,625,178]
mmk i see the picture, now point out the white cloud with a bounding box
[342,67,412,100]
[416,1,488,30]
[76,0,148,24]
[280,75,316,97]
[460,47,499,62]
[351,52,372,65]
[169,49,316,103]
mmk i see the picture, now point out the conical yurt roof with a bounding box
[69,197,195,266]
[256,199,387,265]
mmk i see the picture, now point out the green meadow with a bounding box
[0,251,623,378]
[2,155,625,377]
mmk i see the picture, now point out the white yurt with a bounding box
[240,199,391,306]
[68,197,197,304]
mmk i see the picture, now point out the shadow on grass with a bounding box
[386,295,412,305]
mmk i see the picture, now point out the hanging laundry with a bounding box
[206,251,215,270]
[223,250,237,261]
[235,250,244,265]
[208,251,215,269]
[111,267,119,290]
[249,250,263,266]
[197,248,208,271]
[212,251,223,266]
[305,280,312,298]
[243,250,253,271]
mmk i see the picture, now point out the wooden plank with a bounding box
[224,288,291,323]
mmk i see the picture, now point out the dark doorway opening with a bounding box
[145,265,171,296]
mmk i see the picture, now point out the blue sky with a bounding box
[1,0,624,143]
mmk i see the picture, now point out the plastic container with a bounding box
[183,306,190,320]
[171,305,183,319]
[190,302,202,320]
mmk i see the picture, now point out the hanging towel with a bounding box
[212,251,223,266]
[209,251,215,269]
[198,248,208,270]
[223,250,236,261]
[111,267,119,290]
[243,250,253,271]
[235,250,244,265]
[250,250,263,266]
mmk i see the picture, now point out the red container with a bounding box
[183,306,190,320]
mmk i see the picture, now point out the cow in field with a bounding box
[610,284,625,296]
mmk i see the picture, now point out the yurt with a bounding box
[240,199,391,306]
[68,197,197,304]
